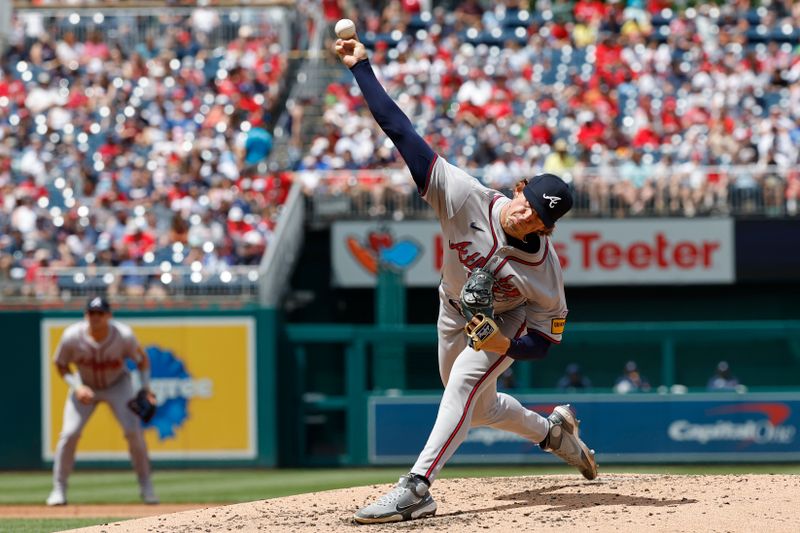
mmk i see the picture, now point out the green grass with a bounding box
[0,518,117,533]
[1,464,799,505]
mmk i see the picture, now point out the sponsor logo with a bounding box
[551,318,566,334]
[474,321,495,341]
[129,346,213,440]
[346,229,421,275]
[469,222,484,232]
[667,403,796,446]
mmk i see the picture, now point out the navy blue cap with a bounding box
[522,173,573,228]
[86,296,111,313]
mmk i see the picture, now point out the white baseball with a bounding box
[335,18,356,39]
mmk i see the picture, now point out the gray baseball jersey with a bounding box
[54,320,143,390]
[424,155,568,341]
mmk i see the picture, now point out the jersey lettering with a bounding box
[493,274,522,299]
[449,240,522,299]
[73,357,124,371]
[449,240,486,270]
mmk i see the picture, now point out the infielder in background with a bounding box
[46,296,158,506]
[335,31,598,524]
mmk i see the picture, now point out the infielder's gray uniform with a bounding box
[52,320,152,488]
[410,157,567,482]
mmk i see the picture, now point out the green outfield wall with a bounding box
[281,321,800,466]
[3,307,800,469]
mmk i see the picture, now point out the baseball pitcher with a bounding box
[46,296,158,506]
[335,30,598,524]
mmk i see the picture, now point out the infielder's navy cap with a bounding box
[86,296,111,313]
[523,173,573,228]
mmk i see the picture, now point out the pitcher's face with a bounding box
[502,189,546,238]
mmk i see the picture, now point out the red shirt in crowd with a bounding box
[529,123,553,145]
[574,0,608,21]
[121,230,156,258]
[578,120,606,148]
[632,126,660,148]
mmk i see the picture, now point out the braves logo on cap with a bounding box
[86,296,111,312]
[543,194,561,208]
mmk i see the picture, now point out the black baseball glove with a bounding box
[460,268,500,350]
[460,268,495,321]
[128,388,157,423]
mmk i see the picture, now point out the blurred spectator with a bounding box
[707,361,746,392]
[557,363,592,391]
[245,127,274,167]
[543,139,577,177]
[614,360,651,394]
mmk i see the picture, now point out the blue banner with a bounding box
[368,393,800,464]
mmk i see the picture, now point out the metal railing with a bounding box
[10,2,296,57]
[258,179,304,307]
[1,264,261,306]
[297,164,800,223]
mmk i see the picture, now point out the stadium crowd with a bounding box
[0,9,290,298]
[301,0,800,219]
[3,1,800,299]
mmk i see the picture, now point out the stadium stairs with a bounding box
[270,54,344,169]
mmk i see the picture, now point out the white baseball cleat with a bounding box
[46,487,67,506]
[540,404,598,480]
[353,474,437,524]
[140,480,159,505]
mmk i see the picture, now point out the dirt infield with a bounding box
[48,474,800,532]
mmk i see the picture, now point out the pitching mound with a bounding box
[68,474,799,532]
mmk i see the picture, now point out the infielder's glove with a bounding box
[460,268,500,351]
[128,389,157,423]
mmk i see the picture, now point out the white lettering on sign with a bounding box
[668,420,796,445]
[151,378,213,406]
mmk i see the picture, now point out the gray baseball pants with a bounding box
[411,293,550,482]
[52,372,151,490]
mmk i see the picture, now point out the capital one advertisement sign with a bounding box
[331,219,734,287]
[369,394,800,463]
